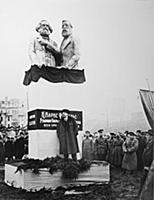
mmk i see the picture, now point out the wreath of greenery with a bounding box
[12,156,91,180]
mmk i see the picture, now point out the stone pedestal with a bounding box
[26,80,84,160]
[28,130,59,159]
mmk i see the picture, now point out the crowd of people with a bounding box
[0,125,153,199]
[82,129,153,173]
[0,127,28,164]
[82,128,153,199]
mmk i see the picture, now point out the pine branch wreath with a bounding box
[10,156,91,180]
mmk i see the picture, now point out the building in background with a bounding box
[0,97,27,128]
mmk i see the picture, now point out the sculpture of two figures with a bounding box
[23,20,85,85]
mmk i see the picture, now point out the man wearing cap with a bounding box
[94,129,108,161]
[82,130,94,160]
[57,109,79,161]
[29,20,59,68]
[122,132,138,174]
[60,20,80,69]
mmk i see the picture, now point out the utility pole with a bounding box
[106,110,109,131]
[26,91,29,111]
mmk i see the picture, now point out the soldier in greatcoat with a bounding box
[122,132,138,173]
[82,130,94,160]
[112,133,123,168]
[106,132,116,164]
[94,129,108,161]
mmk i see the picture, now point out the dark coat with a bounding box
[57,116,79,154]
[5,140,14,160]
[112,139,123,167]
[142,138,153,168]
[94,136,108,161]
[137,136,146,170]
[82,138,94,160]
[106,138,114,164]
[0,140,5,163]
[140,160,154,200]
[14,137,25,159]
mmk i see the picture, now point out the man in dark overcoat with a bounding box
[136,130,146,171]
[57,109,79,161]
[139,129,153,196]
[14,132,25,159]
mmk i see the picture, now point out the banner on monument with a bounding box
[28,109,83,131]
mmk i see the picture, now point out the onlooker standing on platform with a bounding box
[57,109,79,161]
[82,130,94,160]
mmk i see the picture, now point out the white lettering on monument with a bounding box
[29,114,35,119]
[41,111,58,119]
[29,120,36,126]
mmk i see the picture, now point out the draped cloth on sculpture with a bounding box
[139,89,154,130]
[23,65,86,85]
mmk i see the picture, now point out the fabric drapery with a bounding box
[139,89,154,130]
[23,65,86,85]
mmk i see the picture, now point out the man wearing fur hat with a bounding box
[29,20,59,68]
[60,20,80,69]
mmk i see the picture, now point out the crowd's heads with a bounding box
[98,129,104,133]
[62,20,73,38]
[85,130,90,134]
[110,132,115,137]
[136,129,141,134]
[36,20,53,36]
[127,132,136,140]
[136,129,142,136]
[145,129,153,140]
[147,129,153,136]
[19,131,24,137]
[84,130,93,139]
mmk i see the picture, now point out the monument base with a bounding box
[27,108,83,160]
[28,130,59,159]
[4,161,110,191]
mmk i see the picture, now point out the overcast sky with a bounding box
[0,0,153,127]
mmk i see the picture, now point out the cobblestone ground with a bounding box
[0,165,141,200]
